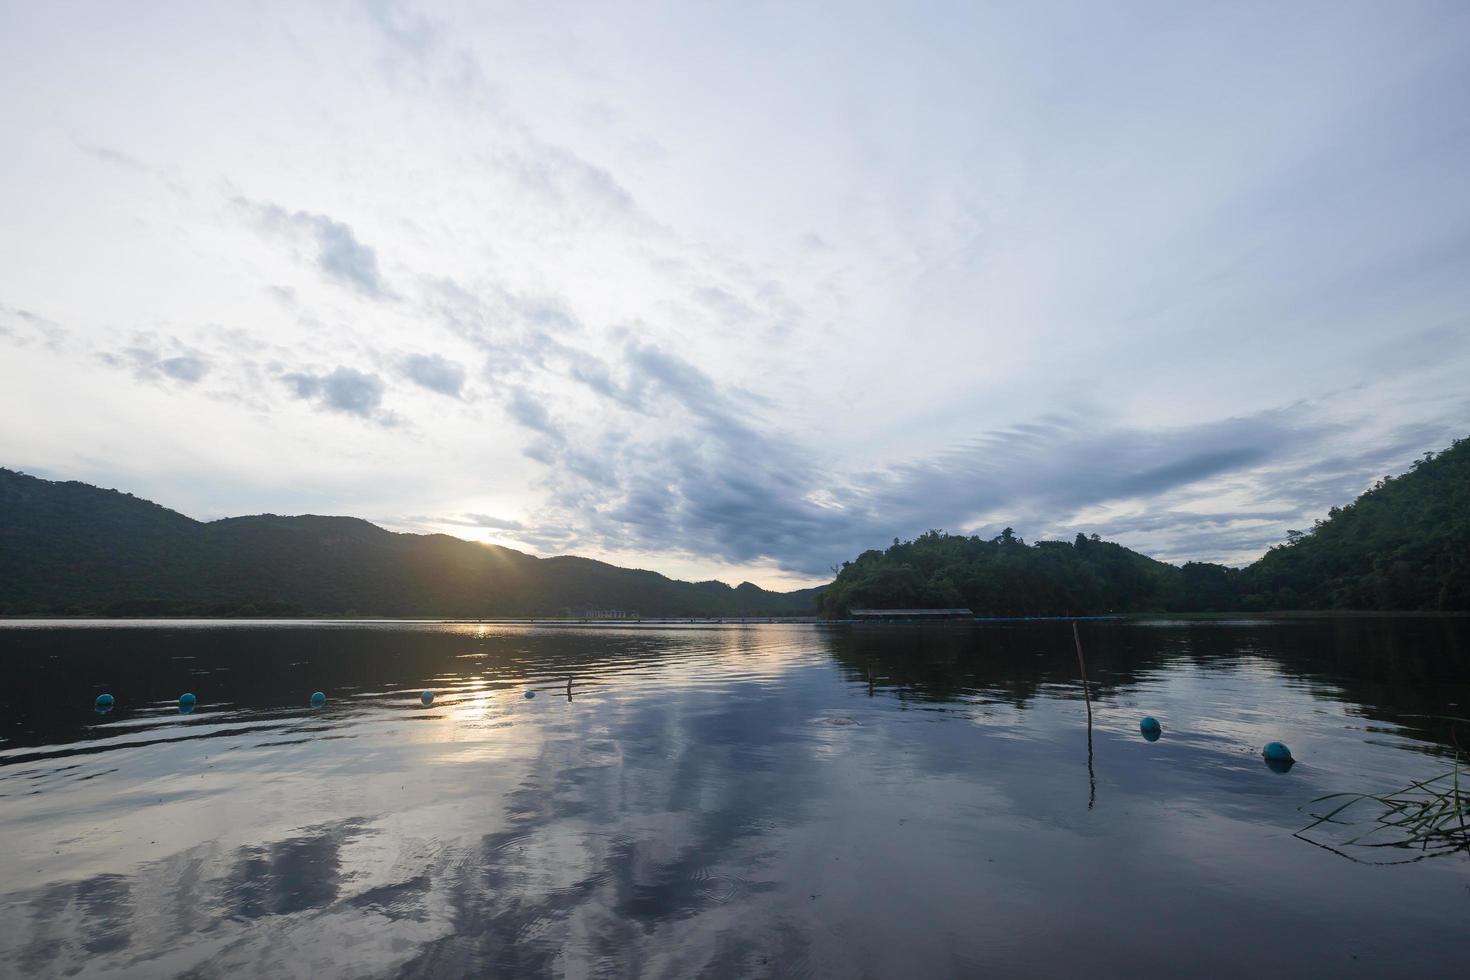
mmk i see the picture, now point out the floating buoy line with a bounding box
[87,687,1296,774]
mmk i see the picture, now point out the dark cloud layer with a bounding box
[503,336,1453,575]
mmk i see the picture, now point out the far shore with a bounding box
[3,610,1466,627]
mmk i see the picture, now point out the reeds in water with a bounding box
[1297,717,1470,864]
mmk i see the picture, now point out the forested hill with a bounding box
[0,469,820,618]
[1241,437,1470,610]
[819,529,1219,617]
[820,437,1470,616]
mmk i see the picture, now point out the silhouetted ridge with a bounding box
[0,468,819,618]
[5,435,1465,618]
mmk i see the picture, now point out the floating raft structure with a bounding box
[849,608,974,622]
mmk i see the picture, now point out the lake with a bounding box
[1,618,1468,978]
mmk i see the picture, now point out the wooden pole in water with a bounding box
[1073,621,1092,725]
[1074,621,1096,809]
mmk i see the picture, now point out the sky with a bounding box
[2,1,1469,590]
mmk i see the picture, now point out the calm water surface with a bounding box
[1,618,1468,978]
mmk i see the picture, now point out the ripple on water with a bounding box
[688,867,753,905]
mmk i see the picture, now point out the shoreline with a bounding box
[3,609,1466,628]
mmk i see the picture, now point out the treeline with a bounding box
[820,436,1470,617]
[818,529,1232,617]
[1244,437,1470,610]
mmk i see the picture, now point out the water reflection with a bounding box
[225,818,367,919]
[1074,624,1096,810]
[0,619,1468,978]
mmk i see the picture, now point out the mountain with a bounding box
[819,436,1470,616]
[6,436,1466,618]
[0,469,822,618]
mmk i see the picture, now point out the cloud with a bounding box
[398,353,466,397]
[77,143,189,196]
[78,144,149,173]
[692,285,757,324]
[506,337,1381,575]
[619,339,769,422]
[99,342,211,386]
[360,0,438,57]
[504,388,560,438]
[492,143,642,225]
[315,225,385,296]
[419,512,525,531]
[238,199,391,299]
[157,355,210,383]
[282,366,386,418]
[0,303,67,350]
[462,512,524,530]
[419,276,586,385]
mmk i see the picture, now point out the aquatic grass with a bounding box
[1296,716,1470,864]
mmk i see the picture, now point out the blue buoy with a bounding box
[421,690,434,705]
[310,691,326,706]
[178,703,195,716]
[1262,741,1293,762]
[524,690,535,699]
[179,692,197,708]
[1140,716,1162,741]
[95,693,115,713]
[1262,741,1294,772]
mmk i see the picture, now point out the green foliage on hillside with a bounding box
[0,469,819,618]
[1238,437,1470,610]
[820,437,1470,616]
[818,528,1227,617]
